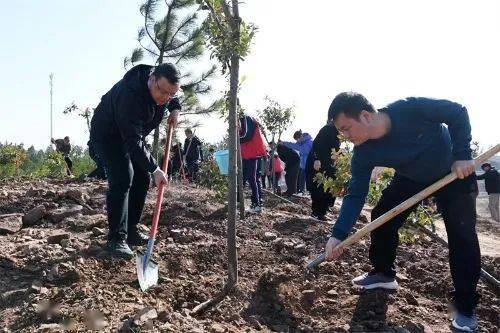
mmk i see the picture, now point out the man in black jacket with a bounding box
[183,128,203,181]
[477,163,500,222]
[275,142,300,196]
[306,122,340,220]
[90,63,181,258]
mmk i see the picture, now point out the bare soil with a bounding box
[0,178,498,332]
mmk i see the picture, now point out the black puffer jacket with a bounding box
[90,65,180,173]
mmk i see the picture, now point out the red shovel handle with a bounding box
[149,121,175,238]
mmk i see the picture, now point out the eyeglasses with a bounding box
[155,78,176,99]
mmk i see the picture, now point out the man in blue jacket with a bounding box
[281,130,313,194]
[90,63,181,259]
[324,92,479,332]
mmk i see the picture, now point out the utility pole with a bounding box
[49,73,54,141]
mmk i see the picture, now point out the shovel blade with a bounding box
[136,251,158,292]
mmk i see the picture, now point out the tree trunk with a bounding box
[225,0,241,289]
[237,137,245,218]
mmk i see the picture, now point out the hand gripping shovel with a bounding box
[306,143,500,270]
[137,121,175,291]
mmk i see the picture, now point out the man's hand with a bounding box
[168,109,179,127]
[451,160,475,179]
[313,160,321,171]
[153,168,168,187]
[325,236,344,261]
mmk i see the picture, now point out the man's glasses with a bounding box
[155,78,176,99]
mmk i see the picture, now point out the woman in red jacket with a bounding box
[239,115,267,213]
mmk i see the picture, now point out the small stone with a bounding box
[133,307,157,326]
[39,323,63,332]
[326,289,338,297]
[263,232,277,241]
[301,289,316,303]
[47,233,70,245]
[91,227,105,236]
[405,293,419,306]
[47,205,83,223]
[210,323,225,333]
[22,205,46,226]
[0,214,22,234]
[396,272,409,282]
[1,288,28,303]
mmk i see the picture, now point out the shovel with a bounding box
[137,121,175,291]
[306,143,500,270]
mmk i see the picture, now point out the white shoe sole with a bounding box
[353,280,399,290]
[451,320,475,332]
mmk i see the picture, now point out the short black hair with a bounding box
[481,163,491,169]
[185,128,193,134]
[328,92,376,121]
[293,130,302,140]
[152,63,180,85]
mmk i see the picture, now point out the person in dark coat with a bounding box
[90,63,181,258]
[477,162,500,222]
[51,136,73,176]
[306,122,340,220]
[275,142,300,196]
[168,142,183,180]
[183,128,203,181]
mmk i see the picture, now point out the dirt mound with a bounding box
[0,178,498,332]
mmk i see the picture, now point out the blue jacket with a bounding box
[283,133,313,170]
[331,97,472,241]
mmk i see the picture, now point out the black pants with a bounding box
[310,182,335,217]
[284,163,299,195]
[93,140,150,242]
[297,168,306,193]
[64,156,73,175]
[186,159,199,181]
[370,173,480,316]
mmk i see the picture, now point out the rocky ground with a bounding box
[0,178,498,332]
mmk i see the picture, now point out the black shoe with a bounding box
[105,239,134,259]
[127,230,148,247]
[310,214,327,222]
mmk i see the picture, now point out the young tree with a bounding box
[125,0,220,158]
[257,96,295,144]
[192,0,255,314]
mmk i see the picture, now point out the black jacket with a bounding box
[90,65,180,173]
[306,123,340,177]
[277,144,300,169]
[477,167,500,194]
[183,136,203,163]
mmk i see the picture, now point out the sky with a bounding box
[0,0,499,151]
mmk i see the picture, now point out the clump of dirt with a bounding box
[0,178,498,332]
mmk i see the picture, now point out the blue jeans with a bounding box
[243,158,262,206]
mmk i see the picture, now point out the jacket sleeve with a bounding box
[330,153,372,240]
[115,92,158,173]
[413,97,472,161]
[476,173,485,180]
[283,141,300,151]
